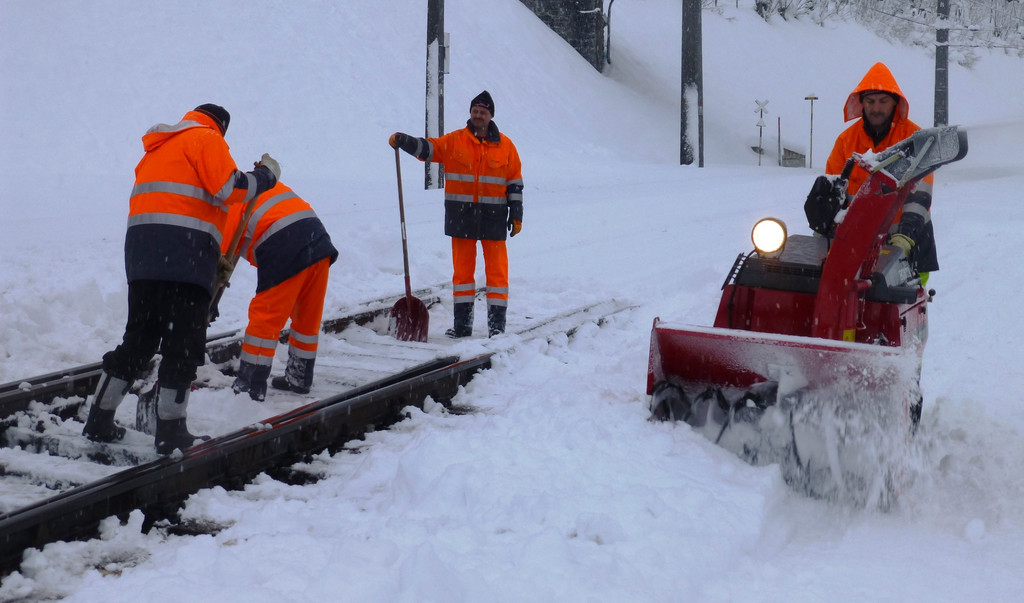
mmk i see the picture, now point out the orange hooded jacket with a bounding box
[825,62,934,196]
[125,110,257,296]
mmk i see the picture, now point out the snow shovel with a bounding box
[388,147,430,342]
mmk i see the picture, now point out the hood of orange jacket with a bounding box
[842,62,910,123]
[142,110,226,153]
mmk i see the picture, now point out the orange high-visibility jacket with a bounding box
[125,110,257,296]
[424,121,523,241]
[222,182,338,293]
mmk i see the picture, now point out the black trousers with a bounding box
[102,280,211,390]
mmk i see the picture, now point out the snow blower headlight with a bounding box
[751,218,787,258]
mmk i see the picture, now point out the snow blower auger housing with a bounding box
[647,126,967,506]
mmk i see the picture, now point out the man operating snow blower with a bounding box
[805,62,938,280]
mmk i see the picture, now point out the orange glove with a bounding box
[389,132,407,149]
[507,219,522,237]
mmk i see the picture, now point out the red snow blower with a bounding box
[647,126,967,506]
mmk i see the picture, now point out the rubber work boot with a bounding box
[232,359,271,401]
[82,371,131,443]
[487,305,507,338]
[445,303,474,339]
[154,386,209,454]
[270,352,315,395]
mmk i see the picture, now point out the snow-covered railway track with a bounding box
[0,292,634,577]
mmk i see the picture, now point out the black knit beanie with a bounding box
[470,91,494,117]
[194,103,230,135]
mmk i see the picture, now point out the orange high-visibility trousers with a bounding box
[451,237,508,308]
[238,257,331,367]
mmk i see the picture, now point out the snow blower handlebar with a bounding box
[858,125,968,189]
[811,126,968,340]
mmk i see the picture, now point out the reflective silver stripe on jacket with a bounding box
[507,178,524,202]
[444,194,507,205]
[126,212,224,245]
[145,119,203,135]
[478,175,507,186]
[132,180,225,206]
[220,171,258,204]
[132,176,246,209]
[251,209,318,255]
[240,192,313,256]
[902,201,931,222]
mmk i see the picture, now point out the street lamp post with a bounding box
[805,94,818,169]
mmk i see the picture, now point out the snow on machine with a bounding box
[647,126,968,506]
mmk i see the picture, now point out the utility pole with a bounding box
[425,0,446,188]
[680,0,704,166]
[934,0,949,126]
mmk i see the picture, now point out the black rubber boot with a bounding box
[445,303,474,338]
[82,371,130,443]
[232,359,271,401]
[270,352,315,394]
[155,418,206,455]
[487,305,507,337]
[154,386,208,454]
[83,406,126,443]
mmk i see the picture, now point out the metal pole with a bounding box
[680,0,703,166]
[805,95,817,169]
[934,0,949,127]
[758,120,763,166]
[606,0,615,65]
[425,0,445,189]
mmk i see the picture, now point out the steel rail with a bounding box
[0,352,490,576]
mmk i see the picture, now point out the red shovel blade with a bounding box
[389,295,430,342]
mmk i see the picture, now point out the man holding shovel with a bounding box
[223,181,338,401]
[81,103,280,454]
[390,90,524,337]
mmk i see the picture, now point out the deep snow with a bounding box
[1,0,1023,601]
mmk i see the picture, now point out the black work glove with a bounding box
[804,175,843,236]
[507,217,522,237]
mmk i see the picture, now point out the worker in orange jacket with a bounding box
[222,181,339,401]
[389,90,524,337]
[808,62,938,274]
[82,104,280,454]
